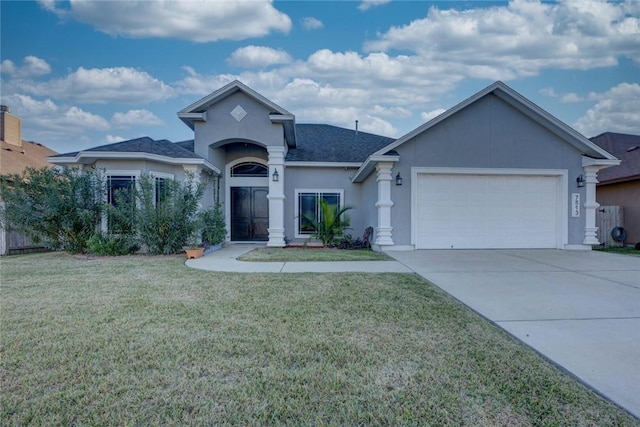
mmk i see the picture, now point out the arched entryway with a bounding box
[227,159,269,241]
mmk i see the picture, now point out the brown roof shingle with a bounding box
[590,132,640,185]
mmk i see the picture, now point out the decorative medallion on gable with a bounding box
[230,105,247,122]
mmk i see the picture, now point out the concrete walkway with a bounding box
[186,244,640,418]
[185,243,413,273]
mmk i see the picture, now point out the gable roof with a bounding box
[374,81,617,161]
[287,124,395,163]
[590,132,640,184]
[178,80,297,148]
[48,136,220,174]
[351,81,620,182]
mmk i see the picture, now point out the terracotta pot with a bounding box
[185,247,205,259]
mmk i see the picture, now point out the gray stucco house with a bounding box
[49,80,619,250]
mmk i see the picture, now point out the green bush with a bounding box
[303,199,352,247]
[86,232,139,256]
[135,174,205,254]
[1,167,105,253]
[201,203,226,246]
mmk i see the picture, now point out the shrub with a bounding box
[0,167,105,253]
[135,174,205,254]
[200,203,226,246]
[303,199,352,247]
[86,232,139,256]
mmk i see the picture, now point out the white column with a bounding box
[267,146,286,247]
[375,162,395,246]
[582,165,600,245]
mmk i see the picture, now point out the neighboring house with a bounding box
[49,81,619,251]
[1,105,58,255]
[590,132,640,244]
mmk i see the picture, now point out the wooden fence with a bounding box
[596,205,624,247]
[0,228,48,256]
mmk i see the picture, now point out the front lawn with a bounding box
[594,245,640,257]
[238,247,392,262]
[1,253,635,425]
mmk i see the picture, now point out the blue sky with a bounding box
[1,0,639,154]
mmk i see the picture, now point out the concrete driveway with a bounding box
[389,249,640,418]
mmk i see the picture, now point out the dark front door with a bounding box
[230,187,269,241]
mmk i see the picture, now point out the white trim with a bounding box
[286,161,361,168]
[582,156,620,167]
[294,188,345,239]
[411,167,568,249]
[150,171,174,180]
[48,151,221,175]
[352,154,400,183]
[225,157,269,242]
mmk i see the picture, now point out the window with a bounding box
[230,162,268,177]
[107,175,135,206]
[296,190,343,236]
[107,175,136,233]
[155,177,167,205]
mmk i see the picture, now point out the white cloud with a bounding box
[539,87,557,98]
[364,0,640,80]
[420,109,446,122]
[574,82,640,137]
[0,56,51,77]
[301,17,323,30]
[41,0,291,42]
[0,93,110,144]
[174,67,239,96]
[560,93,585,103]
[358,0,392,12]
[105,135,125,144]
[112,109,164,127]
[17,67,175,104]
[227,46,293,68]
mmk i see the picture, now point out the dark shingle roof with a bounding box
[287,124,395,162]
[52,137,203,160]
[590,132,640,184]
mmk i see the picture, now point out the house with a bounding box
[1,105,58,255]
[49,80,619,250]
[590,132,640,244]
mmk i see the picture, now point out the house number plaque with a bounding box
[571,193,580,217]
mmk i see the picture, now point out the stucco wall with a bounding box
[390,93,586,246]
[284,166,364,242]
[194,91,285,164]
[597,180,640,244]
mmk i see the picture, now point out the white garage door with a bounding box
[415,173,560,249]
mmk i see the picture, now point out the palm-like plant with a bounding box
[304,199,352,247]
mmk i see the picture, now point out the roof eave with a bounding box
[269,114,296,148]
[179,80,292,116]
[48,151,221,175]
[352,154,400,183]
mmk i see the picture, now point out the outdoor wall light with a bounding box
[272,169,279,182]
[576,174,585,188]
[395,172,403,186]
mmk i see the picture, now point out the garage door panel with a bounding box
[416,174,560,249]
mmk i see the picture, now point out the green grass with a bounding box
[238,247,392,262]
[1,252,636,426]
[594,246,640,256]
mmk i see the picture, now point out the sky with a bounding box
[1,0,639,155]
